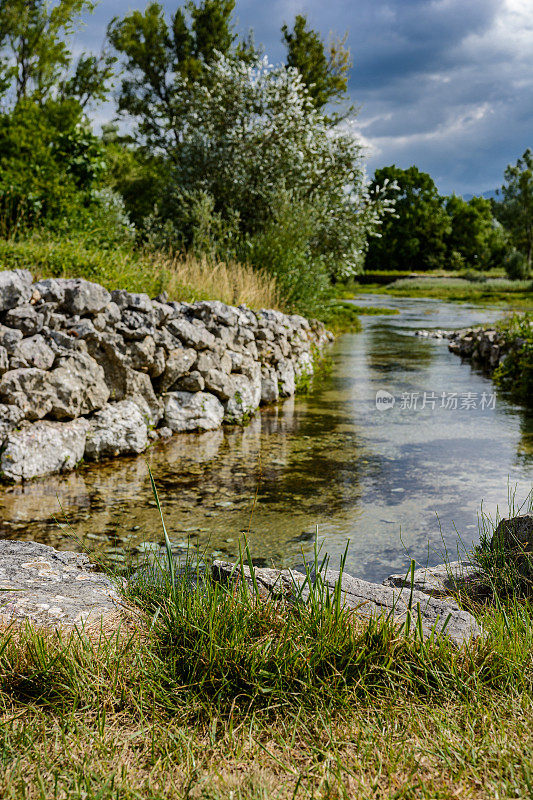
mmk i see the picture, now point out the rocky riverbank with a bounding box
[0,538,482,646]
[415,325,514,372]
[0,270,332,482]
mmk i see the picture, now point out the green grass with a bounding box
[350,276,533,308]
[0,486,532,799]
[320,301,362,333]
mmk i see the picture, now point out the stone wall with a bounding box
[447,327,511,371]
[0,270,332,482]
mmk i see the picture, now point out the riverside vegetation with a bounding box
[0,492,532,799]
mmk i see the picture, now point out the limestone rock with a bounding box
[167,318,216,350]
[261,365,279,404]
[0,419,88,481]
[224,373,261,423]
[0,540,121,627]
[61,278,111,316]
[277,359,295,396]
[0,345,9,374]
[174,371,205,392]
[111,289,153,313]
[0,269,33,311]
[0,352,109,420]
[156,347,197,392]
[383,561,482,597]
[212,563,481,646]
[85,400,148,460]
[4,304,44,335]
[164,391,224,432]
[12,335,55,370]
[492,515,533,575]
[48,352,110,419]
[0,324,23,353]
[32,278,66,303]
[196,349,232,376]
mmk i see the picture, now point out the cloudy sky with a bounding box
[83,0,533,196]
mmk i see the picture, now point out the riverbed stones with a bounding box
[0,540,122,628]
[85,400,148,460]
[0,419,89,481]
[164,391,224,432]
[0,270,330,480]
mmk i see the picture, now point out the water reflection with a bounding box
[1,294,532,582]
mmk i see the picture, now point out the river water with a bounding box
[2,294,532,582]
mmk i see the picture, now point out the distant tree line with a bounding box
[366,158,532,279]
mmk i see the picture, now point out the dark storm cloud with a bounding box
[85,0,533,195]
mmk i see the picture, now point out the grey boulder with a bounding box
[212,563,481,646]
[0,418,89,481]
[0,269,33,311]
[0,352,109,420]
[383,561,482,597]
[164,391,224,432]
[85,400,148,460]
[12,335,55,370]
[4,304,44,335]
[0,540,121,627]
[61,278,111,316]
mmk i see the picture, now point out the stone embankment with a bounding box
[0,270,332,482]
[415,326,513,372]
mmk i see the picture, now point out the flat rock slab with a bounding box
[212,562,481,646]
[383,561,483,597]
[0,541,123,629]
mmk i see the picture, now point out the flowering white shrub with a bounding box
[136,54,394,283]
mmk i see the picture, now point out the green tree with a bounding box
[494,149,533,271]
[445,194,506,270]
[0,0,115,236]
[281,14,351,114]
[366,165,450,271]
[108,1,239,141]
[0,0,114,108]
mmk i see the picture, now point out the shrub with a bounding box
[504,249,530,280]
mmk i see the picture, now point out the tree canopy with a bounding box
[366,165,450,271]
[494,149,533,270]
[281,14,351,114]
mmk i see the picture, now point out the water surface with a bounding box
[2,295,532,581]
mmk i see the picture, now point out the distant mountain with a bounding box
[462,189,499,201]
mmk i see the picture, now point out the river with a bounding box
[2,294,532,581]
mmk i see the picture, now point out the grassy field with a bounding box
[349,276,533,309]
[1,504,532,800]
